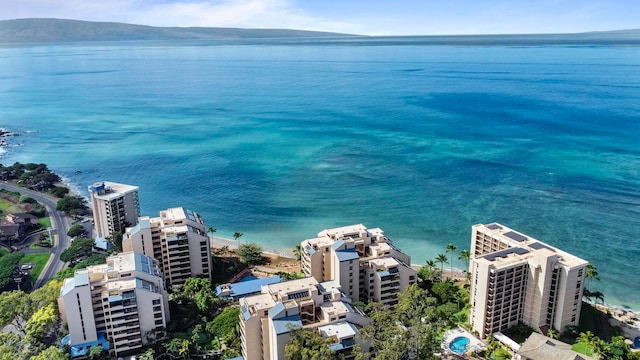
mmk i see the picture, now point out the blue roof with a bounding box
[61,331,110,358]
[268,302,287,319]
[305,244,316,255]
[272,315,302,335]
[335,249,359,262]
[133,252,154,274]
[94,236,113,250]
[60,271,90,296]
[215,276,282,299]
[240,305,252,321]
[228,357,244,360]
[331,239,346,251]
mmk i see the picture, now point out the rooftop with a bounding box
[318,321,358,340]
[215,276,282,299]
[369,257,401,269]
[517,332,595,360]
[88,181,138,200]
[266,277,318,296]
[476,223,588,268]
[318,224,367,238]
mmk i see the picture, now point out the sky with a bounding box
[2,0,639,35]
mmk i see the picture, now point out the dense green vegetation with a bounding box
[66,224,85,238]
[0,280,67,359]
[55,195,88,216]
[59,238,94,263]
[237,242,264,265]
[0,252,24,288]
[161,278,242,359]
[0,163,60,190]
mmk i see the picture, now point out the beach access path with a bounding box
[0,181,71,288]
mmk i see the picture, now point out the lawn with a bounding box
[572,341,594,356]
[38,217,51,228]
[0,198,23,215]
[0,247,8,256]
[20,253,51,282]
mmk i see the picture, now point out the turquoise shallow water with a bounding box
[0,41,639,308]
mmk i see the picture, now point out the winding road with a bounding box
[0,182,71,288]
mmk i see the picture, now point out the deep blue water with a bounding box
[1,41,639,308]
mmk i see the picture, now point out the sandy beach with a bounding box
[209,234,296,259]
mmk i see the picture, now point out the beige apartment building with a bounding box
[58,252,170,357]
[300,224,416,305]
[469,223,588,338]
[89,181,140,239]
[122,207,213,288]
[239,277,370,360]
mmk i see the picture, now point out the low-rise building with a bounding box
[239,277,369,360]
[123,207,213,288]
[516,332,595,360]
[300,224,416,305]
[58,252,170,357]
[469,223,588,338]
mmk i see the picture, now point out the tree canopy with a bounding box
[55,195,87,215]
[59,238,94,263]
[238,243,263,265]
[66,224,85,238]
[285,327,340,360]
[0,252,24,289]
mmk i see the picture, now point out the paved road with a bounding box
[0,182,71,287]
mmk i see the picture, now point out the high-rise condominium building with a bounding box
[300,224,417,305]
[239,277,370,360]
[58,252,169,358]
[469,223,588,338]
[88,181,140,239]
[123,207,213,288]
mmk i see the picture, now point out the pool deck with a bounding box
[441,327,486,355]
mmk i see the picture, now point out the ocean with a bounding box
[0,39,639,309]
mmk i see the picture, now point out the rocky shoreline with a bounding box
[0,127,19,155]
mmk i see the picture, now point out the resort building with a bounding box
[58,252,170,358]
[469,223,588,339]
[122,207,213,288]
[300,224,417,305]
[89,181,140,239]
[239,277,370,360]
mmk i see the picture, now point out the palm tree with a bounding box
[435,253,448,276]
[585,263,600,291]
[293,244,302,261]
[547,328,559,340]
[207,227,217,236]
[458,249,471,272]
[592,290,605,305]
[233,232,243,245]
[583,288,593,303]
[446,243,457,274]
[577,331,595,356]
[425,259,436,268]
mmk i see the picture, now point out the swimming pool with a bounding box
[449,336,470,354]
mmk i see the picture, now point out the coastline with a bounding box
[211,234,640,338]
[3,130,639,333]
[209,234,296,259]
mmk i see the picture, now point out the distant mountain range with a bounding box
[1,18,639,45]
[0,18,354,43]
